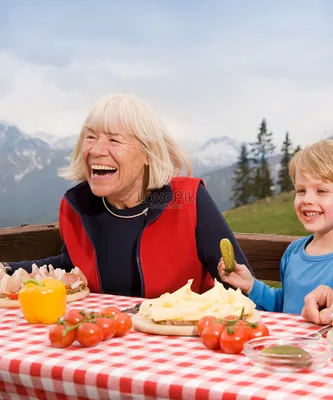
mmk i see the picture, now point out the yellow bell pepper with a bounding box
[19,278,67,324]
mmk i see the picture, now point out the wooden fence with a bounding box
[0,223,302,281]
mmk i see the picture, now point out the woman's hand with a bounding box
[217,259,254,295]
[301,285,333,325]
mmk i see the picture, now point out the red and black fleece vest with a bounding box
[59,176,214,298]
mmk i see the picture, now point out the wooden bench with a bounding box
[0,223,302,282]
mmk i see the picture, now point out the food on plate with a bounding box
[0,264,90,308]
[132,279,260,336]
[19,278,67,324]
[220,238,235,273]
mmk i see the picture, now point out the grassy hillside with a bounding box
[223,191,308,236]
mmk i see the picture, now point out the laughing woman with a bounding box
[0,93,254,298]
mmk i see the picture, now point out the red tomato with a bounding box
[63,309,85,326]
[222,316,247,328]
[7,293,19,300]
[49,324,76,348]
[220,325,249,354]
[76,322,103,347]
[247,323,269,340]
[96,316,116,341]
[102,306,121,317]
[200,322,224,350]
[114,312,132,337]
[197,316,217,337]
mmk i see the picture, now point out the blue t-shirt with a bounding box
[249,235,333,314]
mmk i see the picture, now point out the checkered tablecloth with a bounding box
[1,293,333,400]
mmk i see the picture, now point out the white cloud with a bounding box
[0,50,174,136]
[0,43,332,149]
[0,51,83,135]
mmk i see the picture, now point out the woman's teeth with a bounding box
[91,165,117,175]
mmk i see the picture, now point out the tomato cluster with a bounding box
[197,314,269,354]
[49,306,132,348]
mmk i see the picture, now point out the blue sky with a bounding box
[1,0,333,148]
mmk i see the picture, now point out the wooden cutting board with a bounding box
[132,309,261,336]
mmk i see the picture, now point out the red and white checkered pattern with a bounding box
[1,293,333,400]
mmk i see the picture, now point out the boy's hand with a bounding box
[217,259,254,295]
[302,285,333,325]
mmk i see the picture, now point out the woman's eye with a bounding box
[85,135,96,140]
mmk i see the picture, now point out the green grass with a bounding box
[223,191,308,236]
[263,280,282,288]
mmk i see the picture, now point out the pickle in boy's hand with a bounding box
[220,238,235,273]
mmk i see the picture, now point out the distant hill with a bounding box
[223,191,308,236]
[202,154,282,212]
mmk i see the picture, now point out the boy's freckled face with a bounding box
[294,169,333,235]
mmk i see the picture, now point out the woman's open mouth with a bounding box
[91,165,118,176]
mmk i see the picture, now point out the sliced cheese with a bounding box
[139,278,257,322]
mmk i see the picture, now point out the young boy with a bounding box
[218,139,333,315]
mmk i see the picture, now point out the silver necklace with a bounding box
[102,197,148,219]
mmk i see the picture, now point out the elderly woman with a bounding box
[0,93,254,298]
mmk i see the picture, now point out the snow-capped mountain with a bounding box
[0,122,73,227]
[30,132,78,150]
[188,136,241,174]
[0,123,70,184]
[29,129,241,174]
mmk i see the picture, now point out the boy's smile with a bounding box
[301,210,323,223]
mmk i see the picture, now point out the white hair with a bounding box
[59,93,192,189]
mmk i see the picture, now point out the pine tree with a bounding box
[293,145,302,155]
[250,119,275,200]
[231,143,253,207]
[278,132,294,193]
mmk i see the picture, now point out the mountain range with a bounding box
[0,121,279,228]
